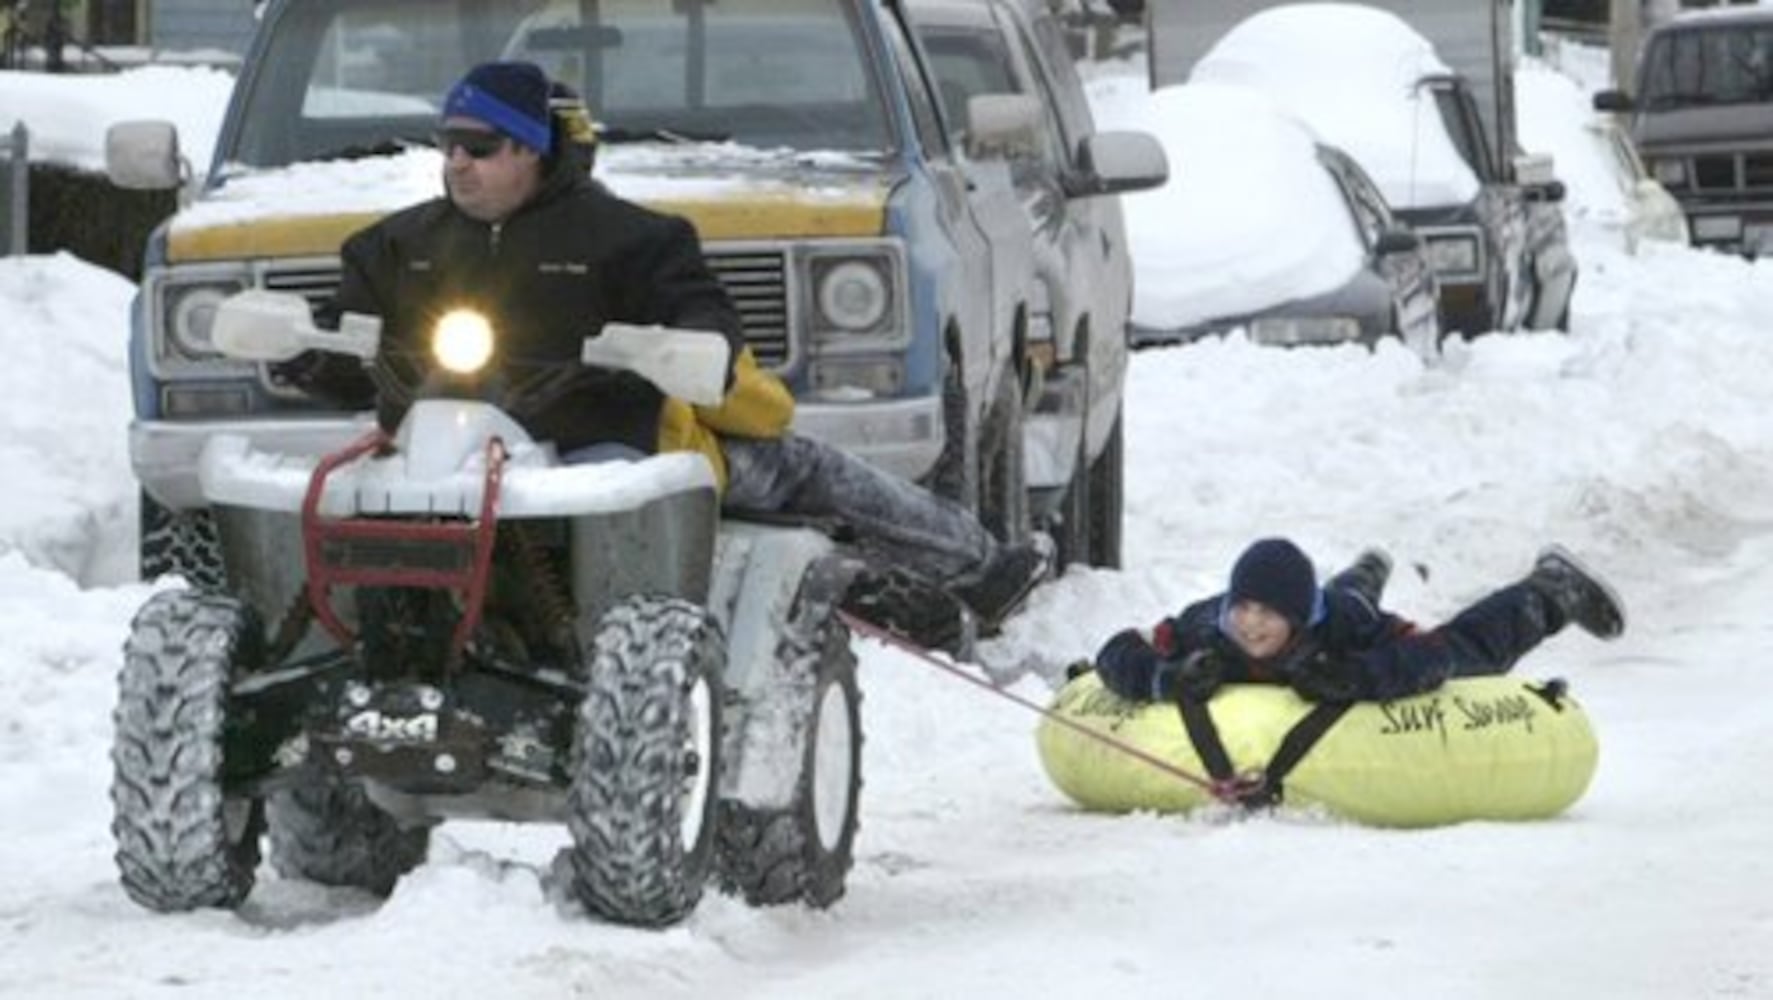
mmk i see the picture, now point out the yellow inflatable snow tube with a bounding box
[1036,673,1598,828]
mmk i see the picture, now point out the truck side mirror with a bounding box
[1373,228,1421,256]
[1066,131,1169,198]
[105,120,183,192]
[1526,179,1567,204]
[1593,90,1634,113]
[1514,151,1558,187]
[965,93,1043,162]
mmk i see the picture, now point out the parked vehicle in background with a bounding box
[105,0,1158,586]
[1092,81,1438,352]
[1586,116,1690,253]
[1594,5,1773,256]
[908,0,1169,571]
[1152,1,1579,337]
[1516,60,1690,255]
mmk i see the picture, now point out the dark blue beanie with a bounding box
[441,61,553,154]
[1227,538,1322,627]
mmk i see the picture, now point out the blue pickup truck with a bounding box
[108,0,1165,582]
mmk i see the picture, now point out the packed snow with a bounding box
[3,39,1772,1000]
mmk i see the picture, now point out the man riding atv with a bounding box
[105,60,1050,930]
[279,61,1050,636]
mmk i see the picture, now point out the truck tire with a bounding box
[266,774,431,896]
[566,596,724,927]
[139,491,225,589]
[111,590,264,912]
[979,367,1030,544]
[1087,413,1125,569]
[928,360,980,514]
[1055,409,1124,572]
[1052,433,1091,574]
[717,603,862,908]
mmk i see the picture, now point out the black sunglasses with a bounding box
[435,129,509,160]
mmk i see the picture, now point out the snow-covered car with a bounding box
[907,0,1169,570]
[1087,80,1439,352]
[1587,116,1689,253]
[1515,63,1689,254]
[1190,4,1578,336]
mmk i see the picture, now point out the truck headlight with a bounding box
[1652,158,1687,187]
[799,241,906,347]
[1422,232,1483,277]
[1692,214,1743,242]
[432,309,494,374]
[164,279,250,359]
[1246,315,1363,346]
[816,259,891,332]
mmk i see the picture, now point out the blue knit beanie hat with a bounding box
[1227,537,1323,627]
[441,61,553,154]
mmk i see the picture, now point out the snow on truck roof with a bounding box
[1189,2,1481,210]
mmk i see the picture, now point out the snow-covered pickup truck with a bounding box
[107,0,1165,583]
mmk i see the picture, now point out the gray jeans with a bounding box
[720,433,995,585]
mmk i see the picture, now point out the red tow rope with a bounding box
[836,609,1255,803]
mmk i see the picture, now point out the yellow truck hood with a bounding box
[166,148,893,263]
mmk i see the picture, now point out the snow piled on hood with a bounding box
[1088,78,1363,330]
[174,144,888,231]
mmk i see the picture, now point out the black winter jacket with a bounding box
[1094,588,1461,702]
[303,160,744,458]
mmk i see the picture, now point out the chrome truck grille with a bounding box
[258,248,793,370]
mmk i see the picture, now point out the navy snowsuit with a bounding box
[1093,572,1564,703]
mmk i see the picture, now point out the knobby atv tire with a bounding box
[566,596,725,927]
[717,610,862,908]
[111,590,265,911]
[266,774,431,896]
[139,491,225,589]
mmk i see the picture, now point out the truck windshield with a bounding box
[229,0,895,168]
[1640,25,1773,111]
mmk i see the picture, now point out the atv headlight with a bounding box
[432,309,494,374]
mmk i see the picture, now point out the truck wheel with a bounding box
[139,491,225,589]
[979,367,1030,544]
[566,596,724,927]
[1055,409,1124,571]
[928,360,980,513]
[718,607,862,908]
[1052,433,1091,574]
[1087,413,1124,569]
[111,590,264,912]
[266,773,431,896]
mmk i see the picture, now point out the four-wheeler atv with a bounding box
[109,291,863,927]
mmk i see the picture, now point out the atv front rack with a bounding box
[301,429,507,661]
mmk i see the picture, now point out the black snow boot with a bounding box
[1526,545,1626,640]
[1333,547,1393,606]
[951,536,1052,635]
[842,566,977,660]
